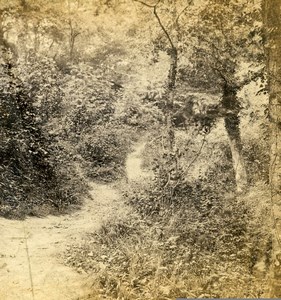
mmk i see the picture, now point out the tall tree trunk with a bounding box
[262,0,281,296]
[222,82,248,193]
[69,20,80,61]
[166,47,177,150]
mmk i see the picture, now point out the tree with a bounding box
[133,0,264,193]
[262,0,281,296]
[134,0,181,150]
[0,0,66,60]
[181,0,263,193]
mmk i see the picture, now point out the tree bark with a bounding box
[222,82,248,194]
[166,47,177,150]
[69,20,80,61]
[262,0,281,296]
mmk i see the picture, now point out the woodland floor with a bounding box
[0,141,148,300]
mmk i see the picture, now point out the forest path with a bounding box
[0,141,147,300]
[126,139,151,182]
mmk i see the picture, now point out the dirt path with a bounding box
[0,141,148,300]
[126,140,152,182]
[0,183,127,300]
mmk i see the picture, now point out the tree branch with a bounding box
[175,5,189,24]
[134,0,175,50]
[174,0,193,25]
[134,0,159,8]
[153,5,175,50]
[209,65,230,85]
[186,134,206,174]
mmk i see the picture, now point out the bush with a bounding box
[0,58,88,218]
[77,124,133,182]
[65,127,271,299]
[66,184,270,299]
[243,138,269,185]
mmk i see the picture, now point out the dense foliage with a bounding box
[66,118,271,298]
[0,0,273,298]
[0,53,89,218]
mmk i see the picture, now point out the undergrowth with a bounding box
[0,59,88,219]
[65,129,271,299]
[66,184,270,299]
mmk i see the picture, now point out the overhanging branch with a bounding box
[134,0,158,8]
[153,5,175,50]
[134,0,175,50]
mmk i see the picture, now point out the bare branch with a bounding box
[133,0,158,8]
[209,65,229,84]
[175,1,192,25]
[153,5,175,50]
[186,134,206,174]
[134,0,175,50]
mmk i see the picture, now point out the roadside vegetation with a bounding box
[0,0,278,298]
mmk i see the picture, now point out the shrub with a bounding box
[0,58,88,218]
[66,184,270,299]
[77,124,133,182]
[65,127,271,299]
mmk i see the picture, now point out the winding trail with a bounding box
[0,142,147,300]
[126,141,149,181]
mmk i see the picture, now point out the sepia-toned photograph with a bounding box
[0,0,280,299]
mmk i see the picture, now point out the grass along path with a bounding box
[0,141,148,300]
[0,183,128,300]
